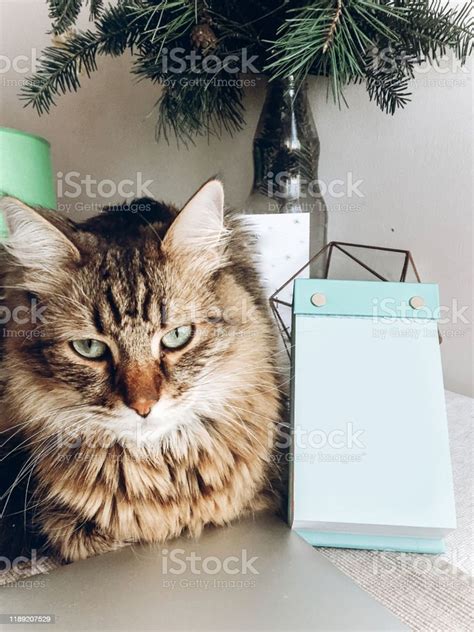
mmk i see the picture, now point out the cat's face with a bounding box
[0,181,271,450]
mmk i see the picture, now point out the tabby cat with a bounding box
[0,180,282,563]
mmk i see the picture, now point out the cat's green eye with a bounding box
[161,325,193,350]
[71,339,108,360]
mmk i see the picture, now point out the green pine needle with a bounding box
[22,0,474,140]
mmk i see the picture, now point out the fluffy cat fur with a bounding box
[0,180,283,563]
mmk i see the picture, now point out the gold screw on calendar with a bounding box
[409,296,425,309]
[311,293,326,307]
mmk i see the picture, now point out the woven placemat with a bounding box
[319,391,473,631]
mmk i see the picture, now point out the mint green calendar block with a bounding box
[289,279,456,553]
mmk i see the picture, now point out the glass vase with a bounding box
[245,76,328,280]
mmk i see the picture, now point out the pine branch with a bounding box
[156,77,245,146]
[20,31,100,114]
[23,0,474,140]
[265,0,473,114]
[47,0,105,34]
[88,0,104,21]
[363,46,412,114]
[21,3,145,114]
[21,1,195,114]
[47,0,84,35]
[265,0,397,101]
[323,0,343,53]
[403,0,473,63]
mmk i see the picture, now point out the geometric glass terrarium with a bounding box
[270,241,424,357]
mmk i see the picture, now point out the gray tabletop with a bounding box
[1,513,406,631]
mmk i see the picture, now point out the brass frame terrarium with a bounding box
[269,241,431,357]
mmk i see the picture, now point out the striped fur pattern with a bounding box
[0,181,283,562]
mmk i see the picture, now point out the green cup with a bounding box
[0,127,56,239]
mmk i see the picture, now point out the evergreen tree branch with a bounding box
[323,0,343,53]
[21,31,101,114]
[156,77,245,146]
[47,0,105,35]
[47,0,84,35]
[265,0,473,114]
[23,0,474,139]
[88,0,104,21]
[21,1,195,114]
[401,0,473,63]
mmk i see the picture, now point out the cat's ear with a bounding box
[162,179,228,273]
[0,197,80,275]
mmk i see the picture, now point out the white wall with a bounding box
[1,0,472,395]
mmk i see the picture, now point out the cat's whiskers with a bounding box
[195,363,289,398]
[1,412,90,496]
[1,408,114,513]
[221,406,275,444]
[0,401,104,458]
[0,421,35,447]
[24,419,108,520]
[10,412,113,523]
[1,436,56,517]
[215,412,268,453]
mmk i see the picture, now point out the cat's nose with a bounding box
[129,398,157,418]
[118,363,162,417]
